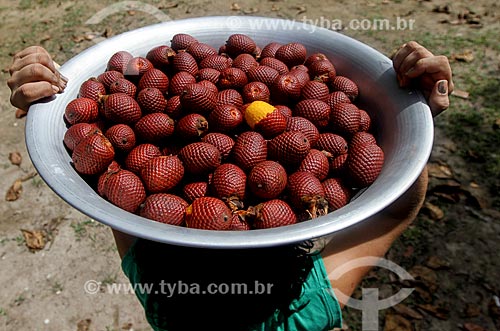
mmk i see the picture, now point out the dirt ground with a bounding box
[1,1,499,330]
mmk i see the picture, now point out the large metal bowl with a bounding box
[26,16,433,249]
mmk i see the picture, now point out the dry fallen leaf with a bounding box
[417,303,450,320]
[383,313,412,331]
[409,265,438,293]
[9,151,22,166]
[432,5,451,14]
[231,2,240,10]
[5,179,22,201]
[493,118,500,130]
[463,303,481,317]
[425,256,449,270]
[462,323,486,331]
[392,303,424,320]
[423,202,445,220]
[21,229,46,250]
[428,163,454,179]
[451,50,474,62]
[452,89,470,99]
[77,319,92,331]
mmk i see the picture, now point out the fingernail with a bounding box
[438,80,448,95]
[52,85,60,93]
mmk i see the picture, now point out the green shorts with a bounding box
[122,240,342,331]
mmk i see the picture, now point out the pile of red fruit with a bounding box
[63,33,384,231]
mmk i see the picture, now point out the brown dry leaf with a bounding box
[121,322,133,330]
[451,50,474,62]
[393,304,424,320]
[5,179,22,201]
[293,5,307,15]
[15,108,28,118]
[409,265,438,293]
[9,151,22,166]
[432,5,451,14]
[72,35,85,43]
[158,2,178,9]
[493,118,500,130]
[21,229,46,250]
[452,89,470,99]
[231,2,240,10]
[383,313,412,331]
[462,323,486,331]
[428,163,454,179]
[463,303,481,317]
[77,319,92,331]
[40,35,51,42]
[403,245,414,258]
[425,256,450,269]
[417,303,450,320]
[243,7,259,14]
[422,202,444,220]
[271,4,280,11]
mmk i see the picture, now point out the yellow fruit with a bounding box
[244,101,276,129]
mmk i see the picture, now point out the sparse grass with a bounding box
[51,281,64,294]
[70,219,97,240]
[13,295,25,306]
[31,176,44,188]
[101,273,118,286]
[0,308,6,316]
[14,235,25,246]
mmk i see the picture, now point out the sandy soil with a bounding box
[1,1,499,330]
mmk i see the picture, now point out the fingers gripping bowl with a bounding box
[26,16,433,249]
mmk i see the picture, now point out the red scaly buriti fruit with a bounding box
[125,143,162,174]
[165,95,183,119]
[124,57,153,80]
[322,178,351,211]
[186,42,218,62]
[272,73,302,103]
[180,83,217,113]
[218,44,227,55]
[202,133,235,160]
[229,214,251,231]
[105,124,136,153]
[275,42,307,67]
[287,171,328,218]
[169,71,196,96]
[72,132,115,175]
[178,142,221,175]
[136,87,167,114]
[64,98,99,125]
[97,71,124,90]
[170,33,198,51]
[208,104,243,133]
[218,67,248,90]
[196,68,220,84]
[199,54,232,71]
[275,105,292,118]
[291,64,308,72]
[268,131,310,167]
[216,89,243,108]
[225,34,256,57]
[109,78,137,98]
[64,123,101,151]
[252,46,262,60]
[330,76,359,101]
[198,80,219,95]
[102,93,142,124]
[330,102,361,136]
[330,153,348,175]
[289,67,310,88]
[232,54,259,73]
[244,101,287,138]
[233,131,267,172]
[97,160,121,197]
[242,81,270,103]
[294,99,331,128]
[358,109,371,132]
[137,68,169,94]
[211,163,247,202]
[315,133,348,156]
[104,169,146,213]
[182,181,208,203]
[247,65,279,88]
[107,51,133,74]
[259,57,289,75]
[79,78,106,102]
[248,160,287,199]
[140,155,184,193]
[146,45,176,72]
[326,91,351,109]
[185,197,232,230]
[350,132,377,148]
[285,116,319,146]
[140,193,188,225]
[176,113,209,139]
[347,143,384,187]
[260,42,282,58]
[307,60,336,81]
[298,149,330,181]
[300,81,329,102]
[251,200,297,229]
[134,113,175,143]
[172,52,198,76]
[304,53,328,67]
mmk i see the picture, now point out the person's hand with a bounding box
[7,46,68,112]
[393,41,454,117]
